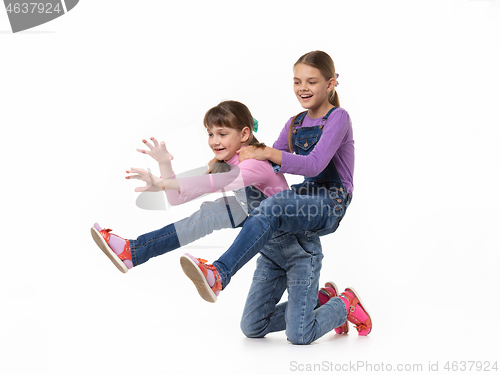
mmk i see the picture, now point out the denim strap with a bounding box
[293,107,338,129]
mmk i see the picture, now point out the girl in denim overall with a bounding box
[182,51,372,344]
[91,100,287,275]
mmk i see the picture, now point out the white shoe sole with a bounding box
[91,226,128,274]
[325,281,339,296]
[180,255,217,303]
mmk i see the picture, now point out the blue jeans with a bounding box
[213,182,351,288]
[240,231,347,345]
[129,196,248,266]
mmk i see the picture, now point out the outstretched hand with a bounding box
[126,167,163,192]
[137,137,174,164]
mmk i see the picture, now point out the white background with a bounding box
[1,1,499,374]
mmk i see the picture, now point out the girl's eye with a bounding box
[220,134,226,137]
[208,133,213,137]
[309,81,316,85]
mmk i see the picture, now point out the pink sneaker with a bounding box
[90,223,133,273]
[340,287,372,336]
[180,253,222,303]
[318,281,349,334]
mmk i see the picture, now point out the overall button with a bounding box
[336,199,342,203]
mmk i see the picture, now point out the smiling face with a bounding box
[207,125,250,161]
[293,63,336,118]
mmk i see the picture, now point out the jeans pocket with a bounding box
[294,135,319,154]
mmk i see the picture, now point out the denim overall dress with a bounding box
[289,107,351,235]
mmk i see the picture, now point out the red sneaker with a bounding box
[91,223,132,274]
[318,281,349,334]
[340,287,372,336]
[180,253,222,303]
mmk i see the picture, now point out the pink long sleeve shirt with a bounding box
[165,152,289,206]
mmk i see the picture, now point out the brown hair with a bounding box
[288,51,340,152]
[204,100,265,173]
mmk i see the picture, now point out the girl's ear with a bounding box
[240,126,251,143]
[327,77,336,93]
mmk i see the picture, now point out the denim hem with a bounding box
[332,296,348,327]
[213,263,227,289]
[214,214,273,289]
[129,239,138,266]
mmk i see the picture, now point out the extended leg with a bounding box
[130,196,247,266]
[214,188,347,287]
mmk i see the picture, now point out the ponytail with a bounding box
[248,136,266,149]
[207,159,231,174]
[329,90,340,107]
[287,111,307,154]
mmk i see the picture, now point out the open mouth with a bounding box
[300,94,313,100]
[214,147,226,152]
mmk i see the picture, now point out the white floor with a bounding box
[1,199,498,375]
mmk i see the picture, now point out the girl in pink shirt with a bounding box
[91,100,288,273]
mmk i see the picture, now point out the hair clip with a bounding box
[335,73,339,87]
[253,118,259,132]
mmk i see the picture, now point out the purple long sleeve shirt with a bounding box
[272,108,355,196]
